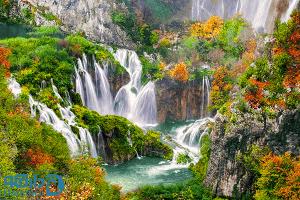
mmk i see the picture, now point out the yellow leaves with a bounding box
[190,16,224,39]
[169,62,189,82]
[256,152,300,200]
[159,61,166,71]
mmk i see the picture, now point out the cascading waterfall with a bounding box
[8,78,21,97]
[199,65,211,118]
[19,78,99,158]
[191,0,299,32]
[75,49,157,127]
[282,0,300,22]
[175,118,214,161]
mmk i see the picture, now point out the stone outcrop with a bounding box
[156,78,210,123]
[204,109,300,198]
[20,0,133,48]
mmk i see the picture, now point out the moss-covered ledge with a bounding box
[72,105,173,164]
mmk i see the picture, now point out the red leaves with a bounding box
[25,148,54,168]
[244,79,269,109]
[283,65,300,88]
[0,47,12,78]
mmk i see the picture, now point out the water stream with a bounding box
[75,50,157,127]
[191,0,300,32]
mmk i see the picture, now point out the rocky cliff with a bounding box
[204,108,300,198]
[19,0,133,48]
[156,78,210,123]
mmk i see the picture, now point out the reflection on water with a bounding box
[104,157,192,192]
[0,23,32,39]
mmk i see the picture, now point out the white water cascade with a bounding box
[191,0,300,32]
[8,78,22,98]
[75,49,157,127]
[175,118,214,159]
[27,80,98,158]
[200,65,211,118]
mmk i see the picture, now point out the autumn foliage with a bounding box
[210,66,233,109]
[244,79,270,109]
[255,152,300,200]
[190,16,224,39]
[25,148,54,168]
[169,62,189,82]
[233,39,257,76]
[0,47,11,78]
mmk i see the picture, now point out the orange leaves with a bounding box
[190,16,223,39]
[0,47,12,78]
[257,152,300,200]
[169,62,189,82]
[283,65,300,88]
[210,66,233,109]
[244,79,270,109]
[211,66,232,92]
[25,148,54,168]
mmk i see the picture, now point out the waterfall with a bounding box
[282,0,300,22]
[200,65,211,118]
[173,117,214,163]
[75,49,158,127]
[8,78,22,97]
[51,79,63,101]
[27,81,98,158]
[191,0,299,32]
[29,95,81,156]
[75,54,101,112]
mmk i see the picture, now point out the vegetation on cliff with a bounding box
[72,105,173,163]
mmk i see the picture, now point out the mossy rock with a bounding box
[72,105,173,164]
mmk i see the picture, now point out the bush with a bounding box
[190,134,211,181]
[129,179,212,200]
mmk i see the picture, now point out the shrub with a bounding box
[190,16,224,40]
[169,62,189,82]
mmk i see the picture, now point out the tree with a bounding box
[255,153,300,200]
[0,47,11,77]
[210,66,233,110]
[169,62,189,82]
[190,16,224,40]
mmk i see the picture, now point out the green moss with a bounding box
[190,134,211,181]
[176,153,192,164]
[72,105,172,161]
[144,130,173,160]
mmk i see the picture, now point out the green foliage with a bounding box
[0,36,75,97]
[273,21,294,48]
[176,153,192,164]
[140,56,163,83]
[190,134,211,181]
[237,145,270,176]
[182,36,198,50]
[72,105,172,161]
[145,130,173,160]
[28,26,64,38]
[0,0,32,24]
[128,179,212,200]
[216,17,246,59]
[65,156,121,199]
[0,68,70,175]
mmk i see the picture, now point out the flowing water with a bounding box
[26,80,98,158]
[191,0,300,32]
[104,157,193,192]
[75,49,157,127]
